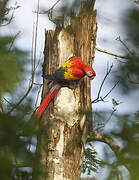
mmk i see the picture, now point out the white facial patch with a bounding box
[86,71,94,77]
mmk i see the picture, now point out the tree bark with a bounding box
[35,1,97,180]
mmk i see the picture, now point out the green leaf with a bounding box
[0,51,23,94]
[112,98,122,107]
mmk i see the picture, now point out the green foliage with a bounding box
[0,2,27,96]
[124,8,139,48]
[0,113,37,180]
[0,0,21,26]
[0,36,23,94]
[115,8,139,93]
[106,8,139,179]
[92,111,139,179]
[105,9,139,179]
[82,144,101,175]
[0,1,36,180]
[105,113,139,180]
[0,0,10,24]
[112,98,122,108]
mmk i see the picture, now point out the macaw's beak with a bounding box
[89,75,96,80]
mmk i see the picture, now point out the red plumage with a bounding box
[35,84,61,118]
[44,56,96,82]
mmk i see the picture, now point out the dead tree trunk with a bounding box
[35,1,97,180]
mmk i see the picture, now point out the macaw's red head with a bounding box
[84,65,96,79]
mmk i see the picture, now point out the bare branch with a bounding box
[8,31,21,51]
[92,64,119,103]
[31,22,35,77]
[94,108,117,131]
[33,0,39,73]
[33,82,43,86]
[87,131,121,153]
[7,85,33,114]
[96,63,113,100]
[96,47,130,60]
[3,97,14,106]
[33,0,61,15]
[33,0,61,25]
[116,36,134,56]
[34,84,43,108]
[103,80,120,100]
[43,0,61,14]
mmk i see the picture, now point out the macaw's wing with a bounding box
[44,57,87,82]
[44,67,67,82]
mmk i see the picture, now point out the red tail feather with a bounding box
[35,84,61,118]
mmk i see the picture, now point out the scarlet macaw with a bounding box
[35,56,96,118]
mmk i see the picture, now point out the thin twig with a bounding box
[106,108,116,124]
[116,36,134,56]
[98,63,113,99]
[96,47,130,60]
[103,81,120,100]
[46,0,61,13]
[33,0,39,73]
[34,84,43,108]
[33,82,43,86]
[0,99,5,113]
[95,108,117,131]
[31,22,35,78]
[8,31,21,52]
[7,85,33,114]
[3,97,14,106]
[33,0,61,14]
[33,0,61,25]
[35,51,43,71]
[92,63,119,103]
[92,63,114,103]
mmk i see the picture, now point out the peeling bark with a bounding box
[35,1,97,180]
